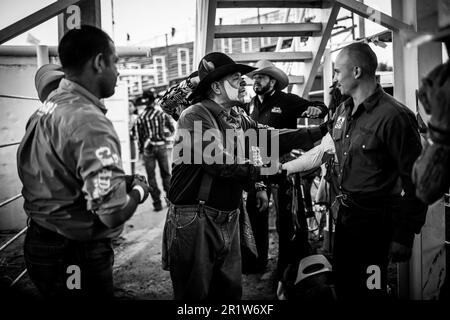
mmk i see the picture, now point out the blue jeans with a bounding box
[24,220,114,300]
[162,203,242,301]
[143,144,171,206]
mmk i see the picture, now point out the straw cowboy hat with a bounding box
[248,59,289,91]
[190,52,256,99]
[34,63,64,102]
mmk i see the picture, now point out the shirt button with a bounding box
[362,145,366,149]
[346,135,349,138]
[344,152,347,156]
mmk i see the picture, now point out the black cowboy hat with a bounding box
[190,52,256,99]
[135,89,156,106]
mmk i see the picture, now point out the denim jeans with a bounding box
[143,144,171,206]
[24,220,114,300]
[162,204,242,301]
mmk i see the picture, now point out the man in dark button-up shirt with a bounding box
[243,60,328,282]
[331,42,427,300]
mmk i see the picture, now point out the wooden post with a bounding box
[322,48,332,107]
[194,0,217,66]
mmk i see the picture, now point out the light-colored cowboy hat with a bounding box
[294,254,332,286]
[34,63,64,102]
[190,52,256,100]
[247,59,289,90]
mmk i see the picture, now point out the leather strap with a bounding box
[196,104,220,203]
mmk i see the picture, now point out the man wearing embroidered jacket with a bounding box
[17,26,150,299]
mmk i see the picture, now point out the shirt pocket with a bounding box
[358,134,382,167]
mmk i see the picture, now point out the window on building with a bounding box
[153,56,167,85]
[177,48,190,77]
[122,62,142,96]
[221,38,233,54]
[261,37,272,48]
[241,38,252,53]
[141,63,157,87]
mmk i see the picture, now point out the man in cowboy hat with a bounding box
[163,52,329,300]
[243,60,328,280]
[132,89,175,211]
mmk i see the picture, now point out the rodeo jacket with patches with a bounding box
[168,99,326,211]
[17,79,127,241]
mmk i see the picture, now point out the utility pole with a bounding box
[111,0,115,41]
[165,33,170,89]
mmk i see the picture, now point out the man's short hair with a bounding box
[341,42,378,77]
[58,25,113,74]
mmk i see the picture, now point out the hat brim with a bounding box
[190,64,256,100]
[35,64,64,102]
[247,66,289,91]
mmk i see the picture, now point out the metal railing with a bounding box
[0,193,27,287]
[0,93,29,287]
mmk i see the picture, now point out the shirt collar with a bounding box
[59,78,108,114]
[257,89,276,103]
[202,98,230,119]
[343,84,384,113]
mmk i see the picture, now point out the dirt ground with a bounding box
[1,161,432,300]
[0,162,282,300]
[0,209,281,300]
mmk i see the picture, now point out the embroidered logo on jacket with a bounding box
[334,116,345,129]
[271,107,282,114]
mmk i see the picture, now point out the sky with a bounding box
[0,0,393,64]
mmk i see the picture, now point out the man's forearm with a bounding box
[97,190,140,229]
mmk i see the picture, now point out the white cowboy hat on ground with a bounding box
[247,59,289,91]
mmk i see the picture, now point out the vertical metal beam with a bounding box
[322,48,332,106]
[392,0,418,111]
[194,0,217,67]
[300,3,340,98]
[358,0,365,38]
[58,0,102,40]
